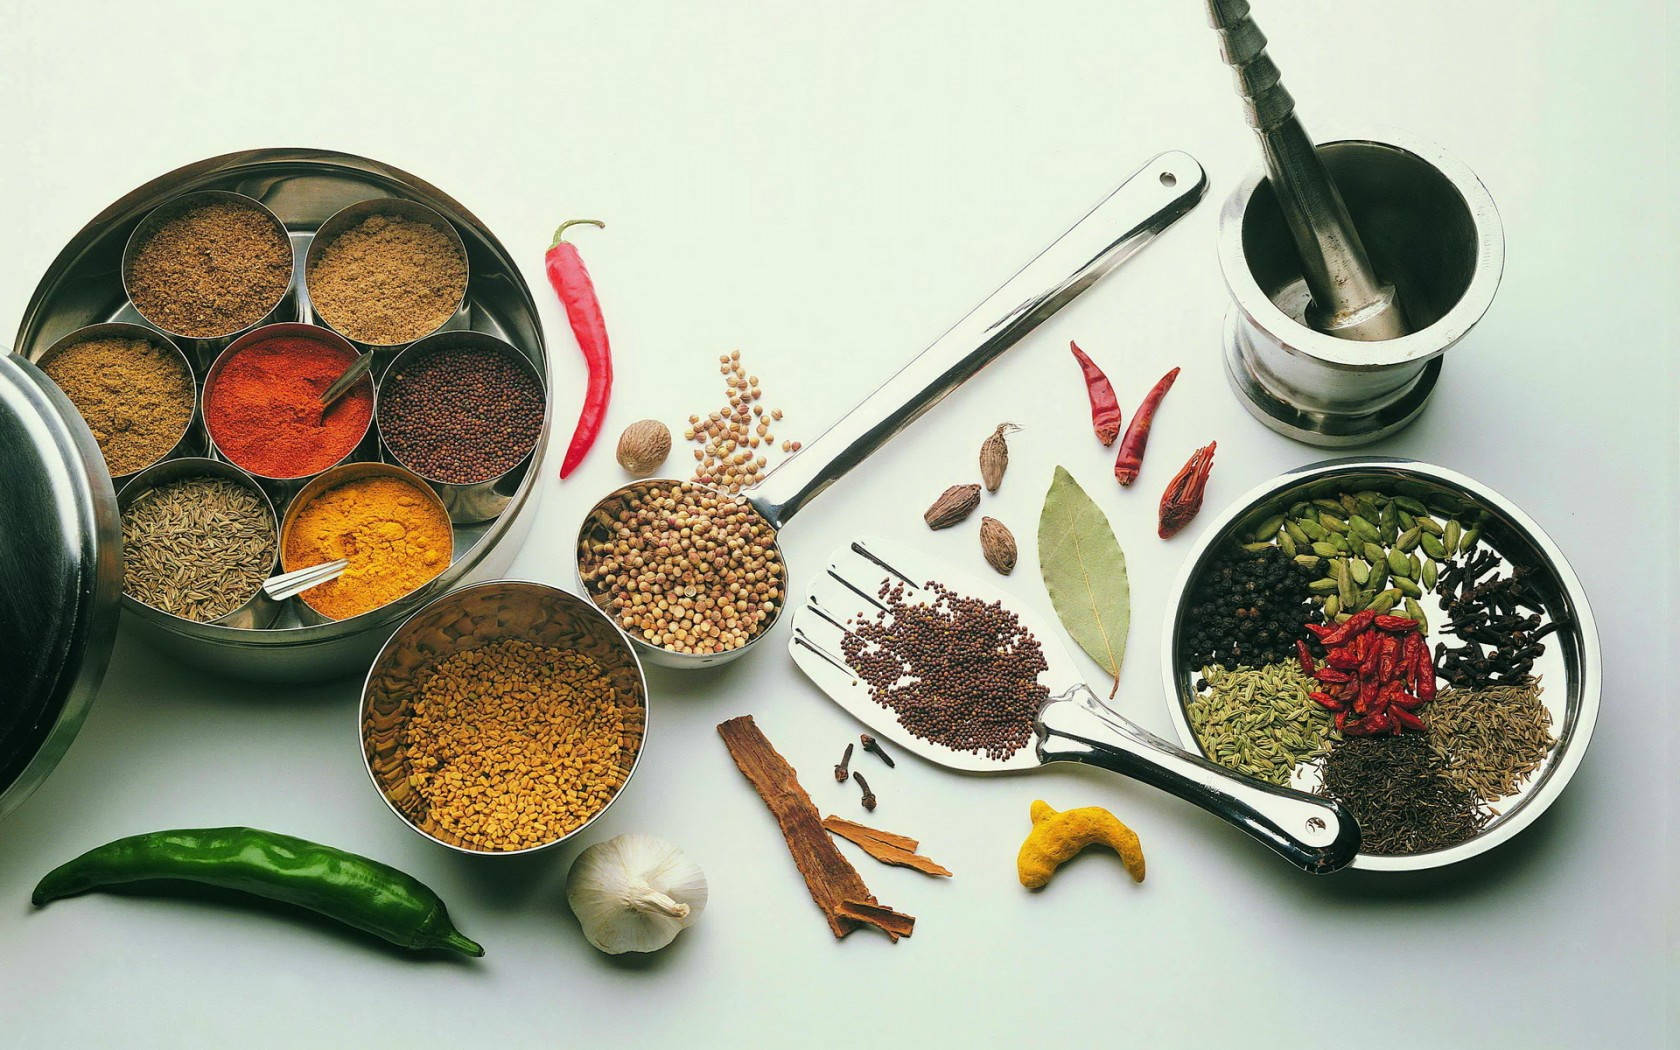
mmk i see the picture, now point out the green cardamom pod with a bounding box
[1337,566,1357,609]
[1444,519,1462,557]
[1355,498,1383,523]
[1397,509,1417,531]
[1408,552,1422,578]
[1278,530,1297,556]
[1393,496,1428,515]
[1311,541,1340,558]
[1404,597,1429,633]
[1387,548,1412,577]
[1368,560,1389,592]
[1284,520,1311,545]
[1396,526,1422,552]
[1420,532,1447,560]
[1294,554,1322,569]
[1417,515,1444,537]
[1252,514,1286,542]
[1362,541,1386,565]
[1240,541,1272,553]
[1312,498,1344,513]
[1318,512,1348,534]
[1349,516,1380,542]
[1349,558,1371,586]
[1297,519,1327,541]
[1322,594,1340,618]
[1394,576,1423,598]
[1368,590,1400,614]
[1421,559,1437,590]
[1338,494,1361,516]
[1459,524,1482,551]
[1308,578,1339,594]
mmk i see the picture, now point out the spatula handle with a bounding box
[1036,685,1360,873]
[748,151,1206,530]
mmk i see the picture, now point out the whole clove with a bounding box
[854,772,878,811]
[834,742,853,783]
[1433,550,1559,689]
[859,733,895,768]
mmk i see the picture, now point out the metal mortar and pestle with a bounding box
[1206,0,1504,446]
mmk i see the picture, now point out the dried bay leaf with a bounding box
[1037,466,1131,697]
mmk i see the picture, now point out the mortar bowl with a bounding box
[1218,131,1504,446]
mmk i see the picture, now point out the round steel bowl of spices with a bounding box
[376,331,546,523]
[280,462,454,624]
[121,190,294,355]
[1162,458,1599,872]
[38,322,198,480]
[304,198,468,350]
[204,323,374,486]
[116,457,281,629]
[360,580,648,855]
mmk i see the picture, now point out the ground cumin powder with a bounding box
[43,336,193,475]
[127,200,292,337]
[307,214,467,345]
[400,639,627,851]
[284,475,451,620]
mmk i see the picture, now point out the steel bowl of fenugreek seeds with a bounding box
[1160,458,1599,873]
[359,580,649,855]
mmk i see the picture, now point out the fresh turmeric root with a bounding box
[1016,800,1145,889]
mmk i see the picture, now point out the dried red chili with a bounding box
[1302,610,1437,735]
[1068,341,1121,445]
[547,219,612,480]
[1157,441,1216,539]
[1113,365,1179,485]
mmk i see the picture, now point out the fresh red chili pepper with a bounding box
[1068,341,1122,445]
[1157,441,1216,539]
[1114,366,1180,485]
[547,219,612,480]
[1295,639,1315,676]
[1318,608,1374,648]
[1374,614,1419,633]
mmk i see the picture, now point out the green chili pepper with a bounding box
[31,828,483,957]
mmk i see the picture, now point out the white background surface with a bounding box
[1,2,1675,1047]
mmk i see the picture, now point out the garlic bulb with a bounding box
[566,834,707,954]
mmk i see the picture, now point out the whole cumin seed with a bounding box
[120,476,276,622]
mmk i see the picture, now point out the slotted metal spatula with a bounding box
[789,536,1360,873]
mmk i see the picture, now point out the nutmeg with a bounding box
[616,419,672,477]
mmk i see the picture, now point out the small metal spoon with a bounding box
[317,352,374,417]
[263,559,349,601]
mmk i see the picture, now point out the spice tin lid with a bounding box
[0,353,121,821]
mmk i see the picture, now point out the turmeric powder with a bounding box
[1016,799,1145,889]
[284,475,452,620]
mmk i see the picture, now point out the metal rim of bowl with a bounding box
[279,460,454,624]
[1215,127,1505,371]
[374,330,547,488]
[36,321,200,483]
[303,197,470,350]
[120,189,295,342]
[1158,456,1600,872]
[573,477,790,670]
[203,322,374,483]
[357,578,651,856]
[115,456,282,627]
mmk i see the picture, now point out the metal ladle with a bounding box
[577,151,1208,669]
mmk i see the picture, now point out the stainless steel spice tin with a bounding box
[13,149,550,683]
[1161,458,1599,872]
[120,189,297,369]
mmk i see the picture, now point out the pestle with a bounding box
[1206,0,1411,341]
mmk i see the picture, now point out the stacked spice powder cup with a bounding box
[31,182,549,633]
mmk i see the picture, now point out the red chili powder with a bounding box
[206,334,373,478]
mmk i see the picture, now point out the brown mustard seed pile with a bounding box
[843,580,1049,760]
[127,200,293,337]
[579,480,785,654]
[685,349,798,494]
[307,214,468,345]
[400,640,626,851]
[43,336,194,475]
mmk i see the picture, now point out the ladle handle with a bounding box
[747,151,1206,530]
[1036,684,1360,873]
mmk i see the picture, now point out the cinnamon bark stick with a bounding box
[719,716,913,939]
[822,817,953,877]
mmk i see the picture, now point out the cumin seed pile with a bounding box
[121,476,276,622]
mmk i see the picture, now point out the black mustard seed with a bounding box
[380,345,543,484]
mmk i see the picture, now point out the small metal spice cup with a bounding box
[116,457,283,630]
[34,321,202,487]
[120,189,298,371]
[279,460,455,627]
[375,331,547,525]
[302,197,469,369]
[203,322,377,508]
